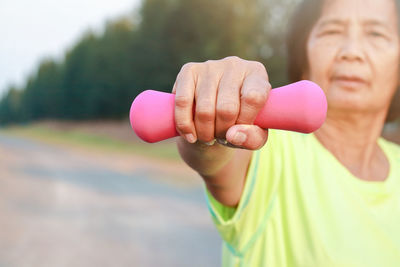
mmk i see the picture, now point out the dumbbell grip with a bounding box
[130,80,327,143]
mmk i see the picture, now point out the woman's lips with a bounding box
[331,75,368,90]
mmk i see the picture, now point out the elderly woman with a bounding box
[173,0,400,266]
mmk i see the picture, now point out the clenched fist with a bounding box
[173,56,271,150]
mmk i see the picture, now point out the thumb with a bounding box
[225,125,268,150]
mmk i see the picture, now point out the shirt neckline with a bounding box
[309,132,397,193]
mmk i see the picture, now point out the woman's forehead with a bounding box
[319,0,398,28]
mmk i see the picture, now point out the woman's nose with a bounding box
[337,31,365,63]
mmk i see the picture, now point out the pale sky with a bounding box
[0,0,141,96]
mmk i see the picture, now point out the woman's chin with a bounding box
[327,91,376,114]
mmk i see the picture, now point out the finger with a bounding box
[172,80,177,94]
[214,71,243,139]
[236,68,271,125]
[194,68,221,143]
[174,63,198,143]
[225,125,268,150]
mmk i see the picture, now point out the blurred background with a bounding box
[1,0,400,266]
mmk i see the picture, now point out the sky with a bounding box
[0,0,141,96]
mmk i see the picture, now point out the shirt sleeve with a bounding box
[204,130,285,257]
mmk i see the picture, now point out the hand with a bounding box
[173,56,271,150]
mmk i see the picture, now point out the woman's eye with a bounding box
[368,31,385,38]
[321,30,341,36]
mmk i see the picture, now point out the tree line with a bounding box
[0,0,298,125]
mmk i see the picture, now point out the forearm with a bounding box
[173,57,270,206]
[177,137,235,176]
[177,137,253,206]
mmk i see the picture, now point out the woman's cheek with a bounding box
[372,49,400,98]
[308,42,336,85]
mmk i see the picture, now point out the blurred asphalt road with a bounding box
[0,133,221,267]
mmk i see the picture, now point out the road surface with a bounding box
[0,133,221,267]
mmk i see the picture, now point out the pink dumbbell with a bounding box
[130,80,327,143]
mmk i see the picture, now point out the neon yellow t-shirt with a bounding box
[206,130,400,267]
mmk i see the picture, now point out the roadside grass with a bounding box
[0,124,180,161]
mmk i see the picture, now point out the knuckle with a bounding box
[203,61,213,71]
[196,104,215,122]
[224,56,242,63]
[241,89,267,107]
[180,62,197,73]
[198,60,217,75]
[250,62,268,79]
[251,61,267,72]
[175,95,192,108]
[204,59,216,65]
[216,102,239,121]
[175,121,192,133]
[225,56,247,73]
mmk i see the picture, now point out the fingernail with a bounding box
[185,134,196,143]
[216,138,228,145]
[204,139,216,146]
[232,132,246,145]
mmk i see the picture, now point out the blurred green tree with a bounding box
[0,86,23,124]
[21,59,63,120]
[0,0,299,124]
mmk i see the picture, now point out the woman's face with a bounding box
[306,0,400,115]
